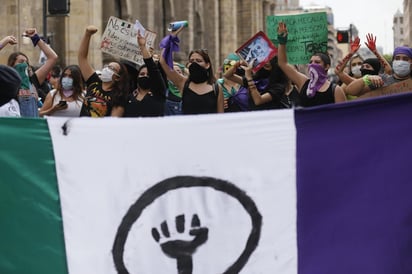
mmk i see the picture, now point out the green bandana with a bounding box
[14,63,30,90]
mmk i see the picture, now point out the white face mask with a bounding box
[392,60,411,77]
[351,65,362,78]
[100,67,115,82]
[61,77,73,91]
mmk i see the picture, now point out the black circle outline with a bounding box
[112,176,262,274]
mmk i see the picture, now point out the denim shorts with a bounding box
[164,99,182,116]
[18,95,39,117]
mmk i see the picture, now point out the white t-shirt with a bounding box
[49,89,84,117]
[0,99,20,117]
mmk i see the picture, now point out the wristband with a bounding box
[362,75,371,87]
[277,33,288,45]
[30,34,41,47]
[242,76,254,87]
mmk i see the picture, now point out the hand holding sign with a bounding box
[134,20,146,36]
[100,16,157,65]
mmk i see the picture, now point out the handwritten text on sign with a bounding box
[100,16,157,65]
[266,12,328,65]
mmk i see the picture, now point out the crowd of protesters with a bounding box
[1,22,412,118]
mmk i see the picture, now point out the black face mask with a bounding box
[360,68,376,76]
[188,62,209,83]
[137,76,151,89]
[235,67,245,77]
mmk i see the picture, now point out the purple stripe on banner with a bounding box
[295,93,412,274]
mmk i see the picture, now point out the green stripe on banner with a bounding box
[0,118,68,274]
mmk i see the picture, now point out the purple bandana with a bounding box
[63,90,73,97]
[159,35,180,69]
[307,63,328,97]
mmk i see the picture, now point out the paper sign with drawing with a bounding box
[236,31,278,73]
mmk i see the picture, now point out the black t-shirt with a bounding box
[80,73,124,117]
[124,92,164,117]
[252,83,289,110]
[182,81,218,115]
[123,57,166,117]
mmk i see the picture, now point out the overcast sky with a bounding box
[299,0,404,54]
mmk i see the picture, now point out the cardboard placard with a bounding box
[359,78,412,99]
[100,16,157,65]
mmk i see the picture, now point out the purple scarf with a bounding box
[230,86,250,111]
[159,35,180,69]
[307,63,328,97]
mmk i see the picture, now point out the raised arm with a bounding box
[78,26,98,81]
[158,27,187,92]
[0,35,17,51]
[159,48,186,93]
[137,30,151,59]
[334,36,361,85]
[277,22,308,92]
[24,28,58,85]
[138,31,167,95]
[223,60,245,85]
[365,33,392,75]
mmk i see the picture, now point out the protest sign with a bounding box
[266,12,328,65]
[100,16,157,65]
[236,31,278,72]
[359,78,412,99]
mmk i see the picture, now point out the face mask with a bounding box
[351,65,362,78]
[137,76,151,90]
[188,62,209,83]
[14,62,30,90]
[307,63,328,97]
[235,67,245,77]
[61,77,73,91]
[392,60,411,77]
[360,68,375,76]
[100,67,115,82]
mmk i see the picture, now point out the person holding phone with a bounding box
[39,65,85,117]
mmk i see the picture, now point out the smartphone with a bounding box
[58,100,67,106]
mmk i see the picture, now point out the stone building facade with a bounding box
[0,0,276,73]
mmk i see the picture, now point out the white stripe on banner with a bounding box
[47,110,297,274]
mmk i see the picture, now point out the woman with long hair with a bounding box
[7,28,58,117]
[39,65,85,117]
[158,27,223,115]
[78,25,129,117]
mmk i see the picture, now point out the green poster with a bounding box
[266,12,328,64]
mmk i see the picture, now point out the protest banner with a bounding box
[266,12,328,65]
[359,78,412,99]
[236,31,278,72]
[100,16,157,65]
[3,93,412,274]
